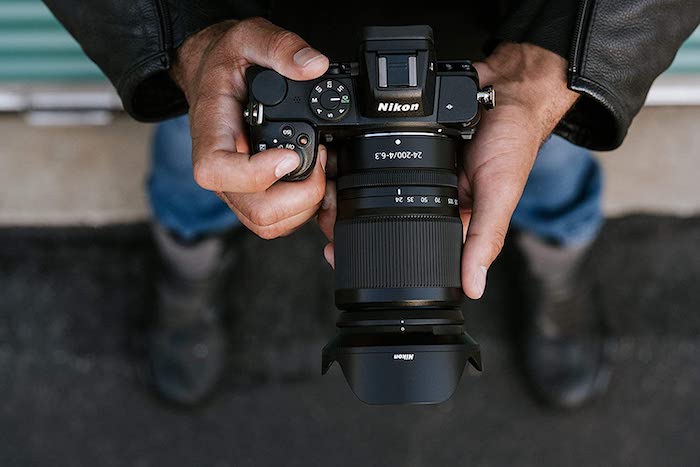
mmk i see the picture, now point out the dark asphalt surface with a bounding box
[0,215,699,467]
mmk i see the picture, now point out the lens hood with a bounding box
[322,330,481,405]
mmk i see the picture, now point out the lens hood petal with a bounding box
[322,332,481,405]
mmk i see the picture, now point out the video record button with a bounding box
[297,134,310,147]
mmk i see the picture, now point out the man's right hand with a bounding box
[169,18,330,239]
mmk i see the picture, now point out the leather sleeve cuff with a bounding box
[495,0,697,152]
[557,0,699,151]
[116,53,188,122]
[119,0,272,121]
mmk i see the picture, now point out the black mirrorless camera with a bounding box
[244,25,495,405]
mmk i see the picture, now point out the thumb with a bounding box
[235,18,329,80]
[461,168,526,299]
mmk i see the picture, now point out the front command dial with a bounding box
[309,79,351,121]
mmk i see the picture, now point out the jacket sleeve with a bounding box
[496,0,699,151]
[42,1,270,121]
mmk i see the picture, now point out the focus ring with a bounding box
[337,169,458,191]
[334,216,462,290]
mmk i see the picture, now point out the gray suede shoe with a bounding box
[147,225,232,406]
[515,231,614,410]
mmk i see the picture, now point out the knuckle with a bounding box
[248,204,279,227]
[225,20,263,55]
[192,158,215,190]
[242,16,269,30]
[250,168,270,192]
[223,27,243,50]
[467,230,506,260]
[228,18,256,39]
[256,225,281,241]
[486,230,507,257]
[310,182,326,205]
[267,29,301,58]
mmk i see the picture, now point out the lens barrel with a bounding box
[322,133,482,405]
[335,133,462,305]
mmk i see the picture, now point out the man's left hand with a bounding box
[318,43,579,299]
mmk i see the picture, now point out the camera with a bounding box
[245,25,494,404]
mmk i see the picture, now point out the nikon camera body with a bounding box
[244,25,494,405]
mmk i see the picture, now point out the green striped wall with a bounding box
[0,0,698,83]
[0,0,106,82]
[670,27,700,73]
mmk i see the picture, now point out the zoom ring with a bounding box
[334,216,462,290]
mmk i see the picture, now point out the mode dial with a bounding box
[310,79,351,121]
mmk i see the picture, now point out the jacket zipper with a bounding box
[569,0,592,75]
[155,0,174,61]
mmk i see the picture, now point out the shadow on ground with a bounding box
[0,215,698,467]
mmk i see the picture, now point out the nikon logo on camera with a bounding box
[377,102,420,112]
[393,353,415,361]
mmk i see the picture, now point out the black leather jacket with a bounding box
[44,0,698,150]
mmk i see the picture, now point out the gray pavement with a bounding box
[0,215,699,466]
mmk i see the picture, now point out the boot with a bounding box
[147,225,231,405]
[515,231,613,409]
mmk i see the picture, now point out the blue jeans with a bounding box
[148,115,603,245]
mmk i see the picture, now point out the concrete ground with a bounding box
[0,216,699,467]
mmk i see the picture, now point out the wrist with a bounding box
[479,42,579,139]
[170,20,238,102]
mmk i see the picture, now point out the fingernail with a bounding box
[473,265,488,299]
[294,47,324,68]
[319,147,327,172]
[275,154,300,178]
[324,244,335,269]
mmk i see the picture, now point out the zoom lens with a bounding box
[322,132,482,405]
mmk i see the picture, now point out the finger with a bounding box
[323,243,335,269]
[457,170,473,241]
[232,18,329,80]
[222,146,327,227]
[186,90,259,192]
[193,147,302,193]
[316,179,337,241]
[236,201,320,240]
[188,80,302,193]
[325,147,338,179]
[461,170,524,300]
[188,93,245,156]
[472,61,497,86]
[189,19,328,165]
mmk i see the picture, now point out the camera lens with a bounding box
[322,132,482,405]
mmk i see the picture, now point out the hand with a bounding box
[459,43,579,298]
[318,43,579,299]
[170,18,330,239]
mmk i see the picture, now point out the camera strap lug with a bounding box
[244,102,264,126]
[476,85,496,109]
